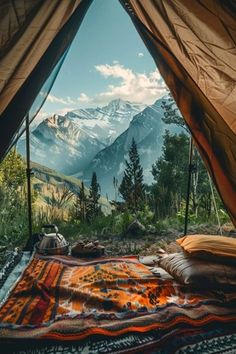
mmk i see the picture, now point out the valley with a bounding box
[18,96,181,199]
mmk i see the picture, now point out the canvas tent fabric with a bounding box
[120,0,236,226]
[0,0,235,226]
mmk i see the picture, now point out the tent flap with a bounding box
[121,0,236,226]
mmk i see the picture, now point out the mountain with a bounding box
[18,114,106,175]
[81,97,182,199]
[65,99,146,145]
[31,162,112,215]
[17,99,145,175]
[17,96,183,200]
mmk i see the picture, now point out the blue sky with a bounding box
[38,0,166,120]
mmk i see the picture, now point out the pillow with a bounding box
[159,253,236,289]
[176,235,236,263]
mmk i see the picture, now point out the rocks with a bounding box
[123,219,146,238]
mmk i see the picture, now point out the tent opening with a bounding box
[0,0,234,259]
[0,1,236,353]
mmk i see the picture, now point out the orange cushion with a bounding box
[176,234,236,259]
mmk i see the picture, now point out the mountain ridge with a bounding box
[31,161,112,215]
[17,99,145,174]
[79,97,182,199]
[17,96,183,200]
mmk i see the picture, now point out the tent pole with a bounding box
[184,136,193,235]
[25,113,33,248]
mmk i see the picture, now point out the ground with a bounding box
[0,222,235,269]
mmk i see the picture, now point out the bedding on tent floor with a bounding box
[1,250,236,354]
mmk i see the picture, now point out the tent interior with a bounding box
[0,0,236,353]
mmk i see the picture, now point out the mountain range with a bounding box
[18,99,145,175]
[65,99,146,145]
[18,97,182,199]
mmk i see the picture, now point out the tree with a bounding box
[0,149,26,195]
[72,181,89,223]
[119,138,145,212]
[161,92,209,218]
[161,92,188,132]
[151,129,223,220]
[152,131,189,217]
[88,172,101,218]
[113,176,118,202]
[0,149,29,244]
[79,181,89,222]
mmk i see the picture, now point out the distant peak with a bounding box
[39,114,71,129]
[107,98,126,107]
[110,98,123,103]
[105,98,145,110]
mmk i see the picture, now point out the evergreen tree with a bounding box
[151,130,222,220]
[88,172,101,218]
[161,92,188,132]
[119,138,145,212]
[77,181,89,222]
[161,93,219,218]
[72,195,81,222]
[152,131,189,217]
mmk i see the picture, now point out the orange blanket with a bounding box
[0,255,236,341]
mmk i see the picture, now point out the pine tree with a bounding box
[78,181,89,222]
[151,131,189,217]
[161,92,215,218]
[113,176,118,202]
[161,92,188,132]
[88,172,101,218]
[119,138,145,212]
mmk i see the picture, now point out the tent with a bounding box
[0,0,235,226]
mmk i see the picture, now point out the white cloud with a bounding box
[138,52,144,57]
[66,96,76,104]
[95,64,135,81]
[94,63,167,105]
[47,94,76,105]
[46,93,92,106]
[41,63,167,113]
[77,93,91,103]
[56,107,76,116]
[47,94,68,105]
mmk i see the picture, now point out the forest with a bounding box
[0,96,232,263]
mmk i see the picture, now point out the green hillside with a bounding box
[31,162,112,215]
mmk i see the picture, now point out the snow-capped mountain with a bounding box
[80,97,182,199]
[17,114,106,175]
[65,99,146,145]
[17,99,145,175]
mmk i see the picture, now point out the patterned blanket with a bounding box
[1,254,236,353]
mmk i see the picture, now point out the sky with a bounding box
[37,0,167,122]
